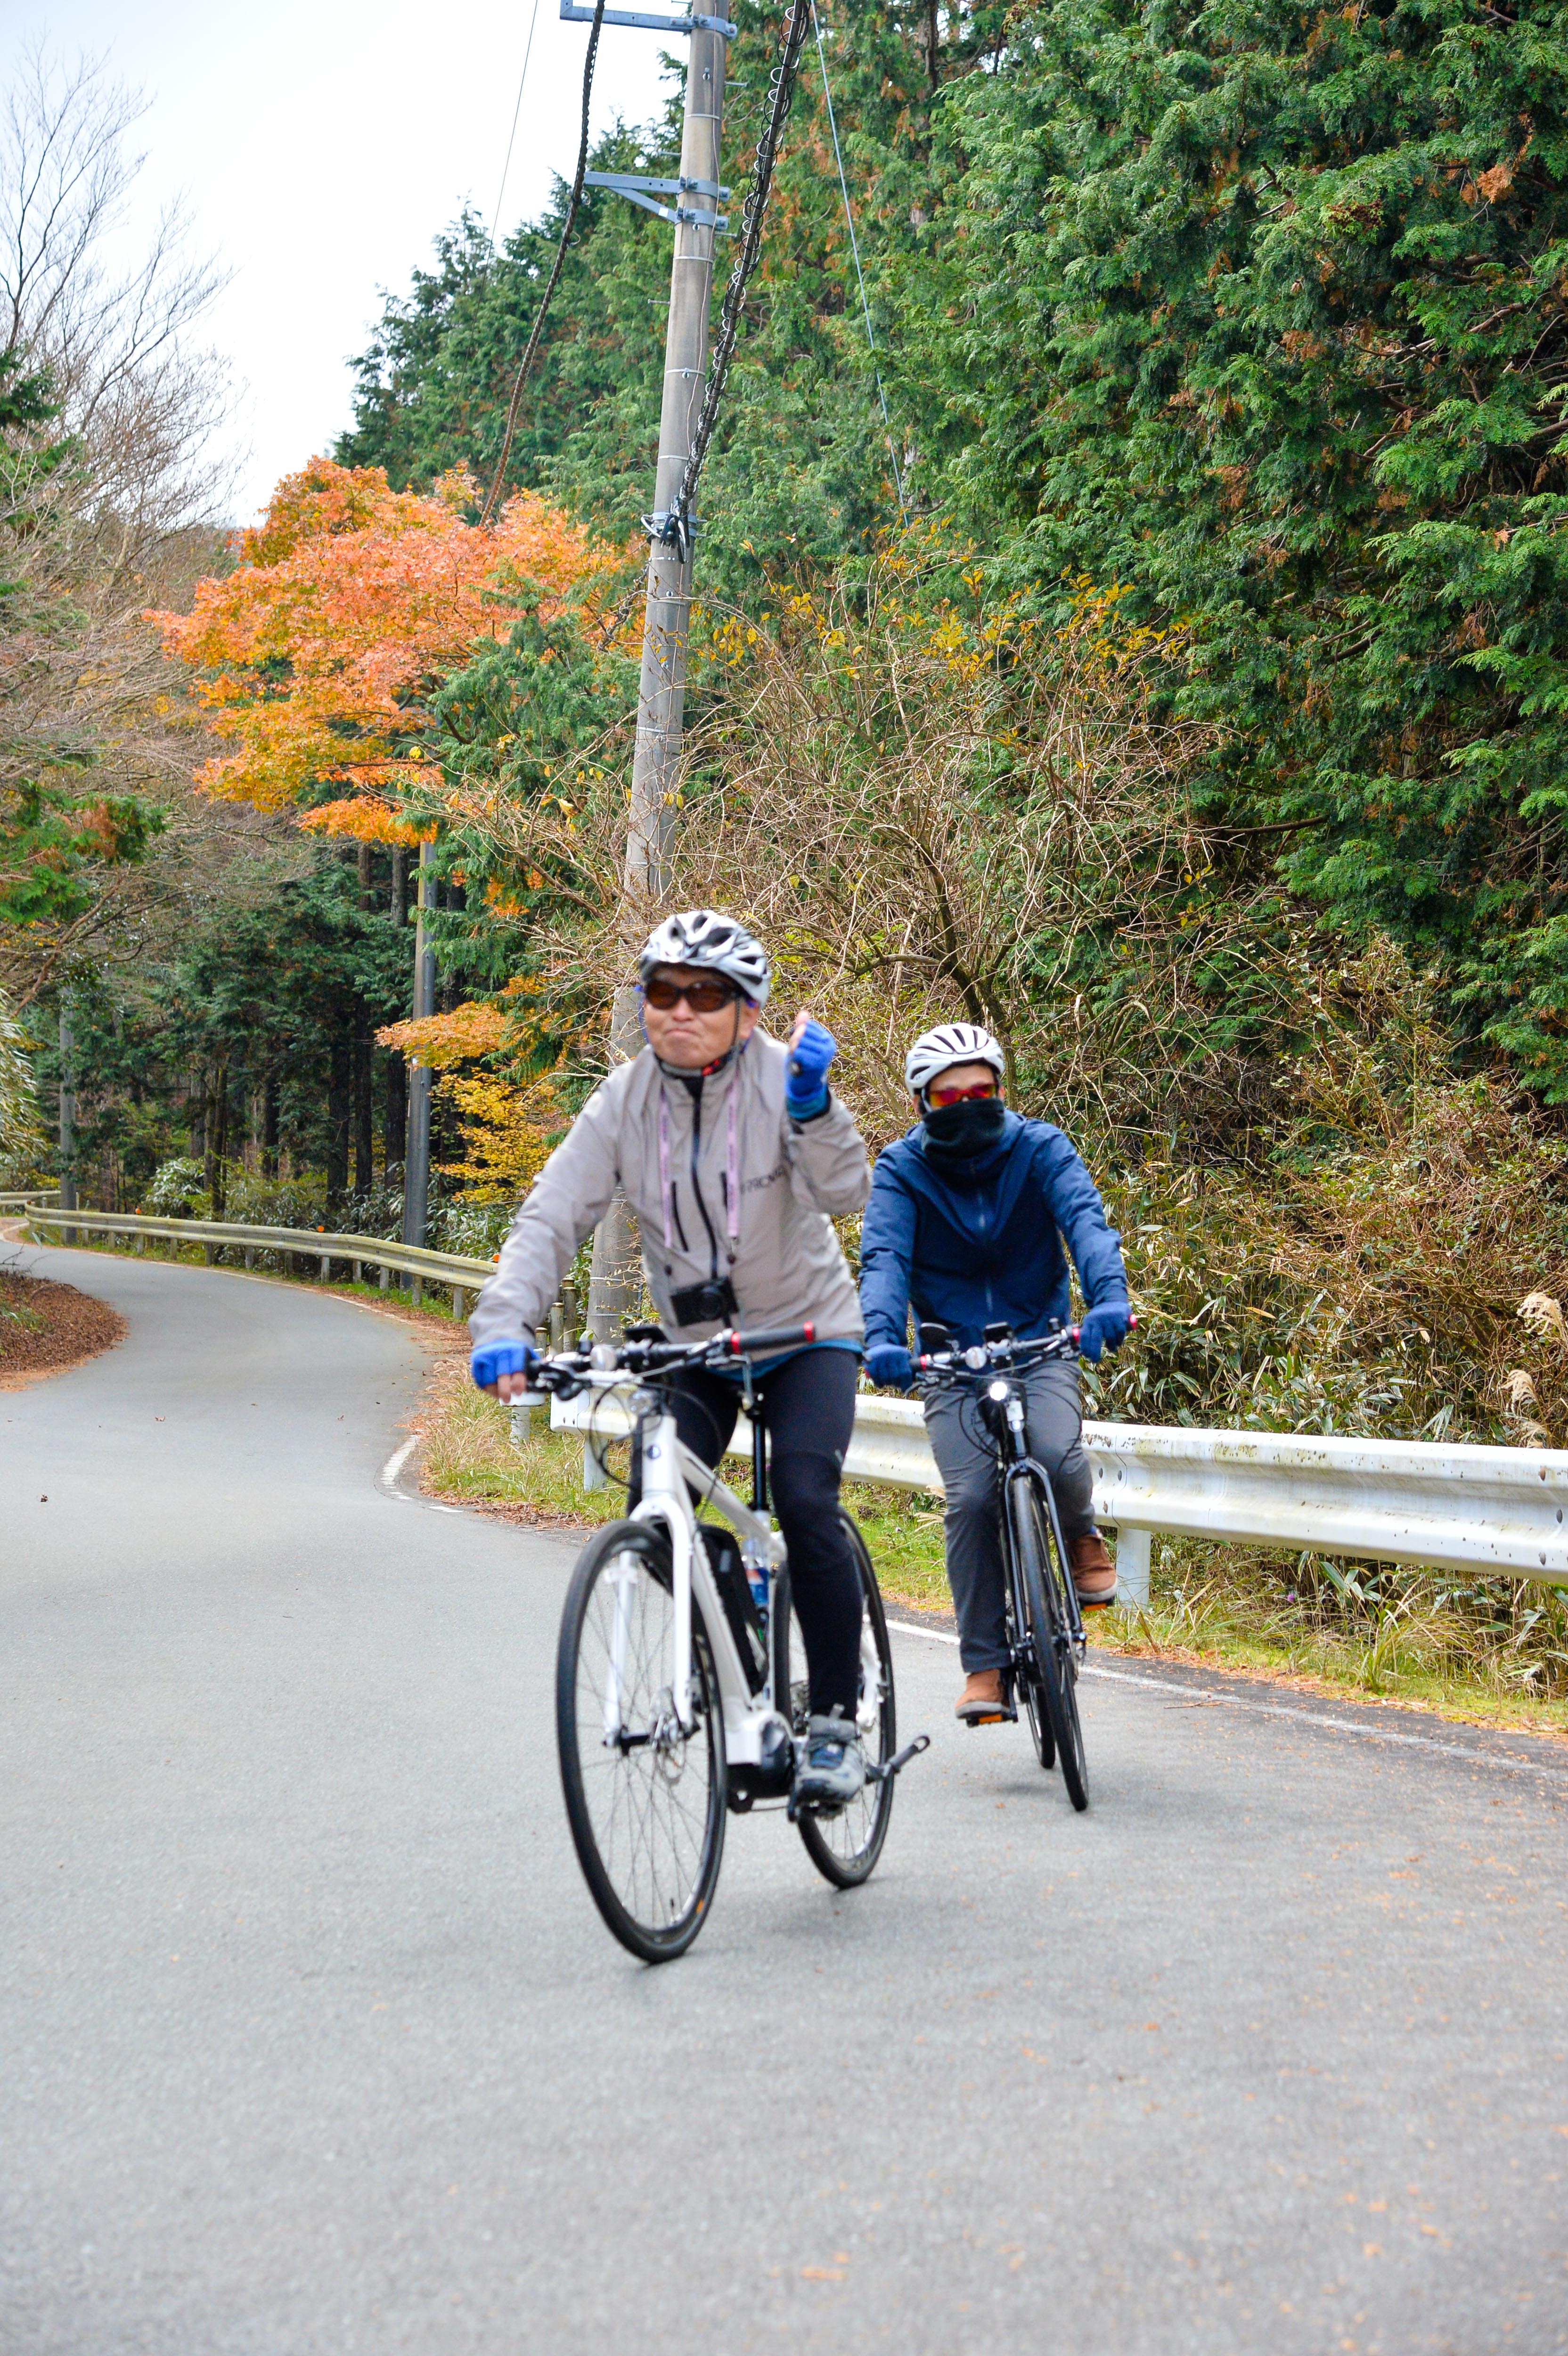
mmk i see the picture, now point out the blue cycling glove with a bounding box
[865,1343,915,1392]
[472,1339,538,1391]
[1078,1301,1132,1365]
[785,1017,837,1118]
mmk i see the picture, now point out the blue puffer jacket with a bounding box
[858,1111,1128,1353]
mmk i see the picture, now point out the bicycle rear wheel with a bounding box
[1009,1477,1089,1811]
[557,1519,727,1961]
[775,1515,897,1888]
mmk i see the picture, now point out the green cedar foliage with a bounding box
[931,0,1568,1088]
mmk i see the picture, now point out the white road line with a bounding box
[887,1617,958,1645]
[380,1437,420,1494]
[885,1618,1568,1782]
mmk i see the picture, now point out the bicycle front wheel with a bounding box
[776,1514,897,1888]
[556,1519,727,1962]
[1009,1477,1089,1811]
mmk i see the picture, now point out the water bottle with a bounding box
[743,1543,769,1632]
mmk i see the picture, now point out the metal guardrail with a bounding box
[549,1388,1568,1604]
[18,1196,1568,1603]
[13,1203,495,1317]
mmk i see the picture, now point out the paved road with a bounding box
[4,1241,1567,2355]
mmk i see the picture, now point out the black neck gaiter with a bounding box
[922,1096,1008,1164]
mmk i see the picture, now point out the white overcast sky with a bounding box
[17,3,675,524]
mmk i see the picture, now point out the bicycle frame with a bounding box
[989,1386,1086,1664]
[566,1371,790,1764]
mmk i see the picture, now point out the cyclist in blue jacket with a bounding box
[859,1023,1132,1723]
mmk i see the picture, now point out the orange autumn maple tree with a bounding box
[153,458,611,842]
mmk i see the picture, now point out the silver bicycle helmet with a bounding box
[639,909,772,1006]
[904,1021,1006,1097]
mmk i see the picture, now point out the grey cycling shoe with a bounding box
[795,1708,867,1807]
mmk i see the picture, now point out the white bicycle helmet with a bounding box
[905,1021,1006,1098]
[639,908,772,1006]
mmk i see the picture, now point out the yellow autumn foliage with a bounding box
[436,1068,565,1200]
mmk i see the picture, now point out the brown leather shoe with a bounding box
[1069,1530,1119,1607]
[956,1669,1008,1724]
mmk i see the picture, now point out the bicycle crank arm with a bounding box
[866,1734,932,1783]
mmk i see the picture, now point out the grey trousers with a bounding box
[923,1360,1096,1673]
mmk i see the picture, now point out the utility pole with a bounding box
[401,839,437,1247]
[572,0,734,1333]
[57,999,77,1244]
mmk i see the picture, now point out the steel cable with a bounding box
[663,0,813,548]
[480,0,609,528]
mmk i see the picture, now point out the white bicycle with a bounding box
[526,1321,928,1963]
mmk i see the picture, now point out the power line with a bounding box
[809,0,907,523]
[491,0,545,247]
[480,0,609,527]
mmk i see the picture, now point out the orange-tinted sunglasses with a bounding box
[926,1078,1000,1107]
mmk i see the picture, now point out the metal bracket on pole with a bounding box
[583,171,728,230]
[560,2,737,33]
[643,508,697,557]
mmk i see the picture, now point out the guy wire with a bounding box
[667,0,813,543]
[809,0,907,523]
[481,0,609,527]
[490,0,546,247]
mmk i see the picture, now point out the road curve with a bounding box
[3,1240,1567,2355]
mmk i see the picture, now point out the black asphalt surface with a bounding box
[4,1241,1567,2354]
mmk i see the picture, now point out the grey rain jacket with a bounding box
[468,1031,871,1349]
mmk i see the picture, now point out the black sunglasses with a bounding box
[643,975,741,1013]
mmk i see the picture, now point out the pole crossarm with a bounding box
[560,3,737,32]
[584,171,729,229]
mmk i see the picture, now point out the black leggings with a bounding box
[658,1346,863,1718]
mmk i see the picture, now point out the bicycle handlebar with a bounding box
[520,1318,817,1396]
[915,1314,1138,1383]
[722,1321,815,1356]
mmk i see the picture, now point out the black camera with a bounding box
[670,1275,740,1327]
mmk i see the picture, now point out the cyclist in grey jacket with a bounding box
[470,910,874,1804]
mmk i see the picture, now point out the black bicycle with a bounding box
[916,1319,1090,1811]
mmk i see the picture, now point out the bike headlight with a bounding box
[987,1380,1010,1403]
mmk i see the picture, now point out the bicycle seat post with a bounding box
[740,1358,769,1515]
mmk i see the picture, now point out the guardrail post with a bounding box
[549,1298,564,1350]
[379,1265,390,1292]
[410,1276,423,1309]
[204,1242,216,1267]
[510,1400,531,1447]
[452,1285,466,1320]
[352,1259,363,1284]
[318,1252,331,1281]
[244,1247,255,1271]
[1113,1526,1152,1608]
[582,1442,606,1492]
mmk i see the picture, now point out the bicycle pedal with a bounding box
[964,1708,1014,1727]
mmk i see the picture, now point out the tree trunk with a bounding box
[358,841,373,909]
[391,849,407,928]
[327,1036,351,1215]
[384,1048,406,1171]
[205,1063,229,1216]
[262,1071,279,1180]
[353,1002,374,1197]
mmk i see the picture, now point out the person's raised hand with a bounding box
[785,1008,837,1116]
